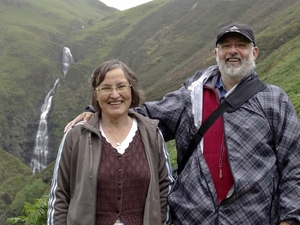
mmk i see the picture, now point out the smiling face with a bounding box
[95,68,132,120]
[215,33,259,88]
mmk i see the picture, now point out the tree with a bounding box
[6,194,48,225]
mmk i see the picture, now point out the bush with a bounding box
[6,194,48,225]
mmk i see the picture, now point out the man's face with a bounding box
[215,33,259,83]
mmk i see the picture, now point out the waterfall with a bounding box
[31,79,59,174]
[62,47,74,76]
[31,47,74,174]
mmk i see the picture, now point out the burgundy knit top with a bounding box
[96,130,150,225]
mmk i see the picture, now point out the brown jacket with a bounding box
[47,111,173,225]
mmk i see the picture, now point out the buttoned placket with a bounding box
[115,154,124,221]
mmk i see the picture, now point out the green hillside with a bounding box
[0,149,31,222]
[0,0,300,223]
[0,0,117,164]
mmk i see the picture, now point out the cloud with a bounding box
[100,0,152,11]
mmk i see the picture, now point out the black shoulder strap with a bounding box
[176,77,266,175]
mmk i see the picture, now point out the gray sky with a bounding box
[100,0,153,10]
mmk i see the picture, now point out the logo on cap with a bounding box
[228,26,239,32]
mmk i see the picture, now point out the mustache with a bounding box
[225,54,242,61]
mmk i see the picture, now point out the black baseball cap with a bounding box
[216,23,255,46]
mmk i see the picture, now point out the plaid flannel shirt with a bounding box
[135,65,300,225]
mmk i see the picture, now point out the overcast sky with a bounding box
[100,0,153,11]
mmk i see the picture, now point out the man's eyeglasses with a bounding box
[95,83,132,94]
[217,42,253,50]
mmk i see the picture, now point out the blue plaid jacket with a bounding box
[135,65,300,225]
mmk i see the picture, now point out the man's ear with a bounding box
[253,46,259,60]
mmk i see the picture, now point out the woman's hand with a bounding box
[64,112,94,133]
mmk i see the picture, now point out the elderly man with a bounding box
[65,23,300,224]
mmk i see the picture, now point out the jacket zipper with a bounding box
[88,133,93,179]
[219,138,225,179]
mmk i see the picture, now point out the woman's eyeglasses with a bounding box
[95,83,132,94]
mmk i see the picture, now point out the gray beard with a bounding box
[217,53,255,84]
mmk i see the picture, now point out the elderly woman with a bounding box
[47,60,173,225]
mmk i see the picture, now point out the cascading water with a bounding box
[31,79,60,174]
[31,47,74,174]
[62,47,74,76]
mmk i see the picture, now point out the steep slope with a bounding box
[0,149,31,223]
[1,0,299,172]
[0,0,117,164]
[106,0,300,100]
[51,0,300,146]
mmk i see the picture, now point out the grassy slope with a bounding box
[0,0,117,159]
[0,149,31,220]
[254,1,300,115]
[0,0,117,222]
[1,0,300,222]
[50,0,300,179]
[141,0,300,103]
[51,0,300,147]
